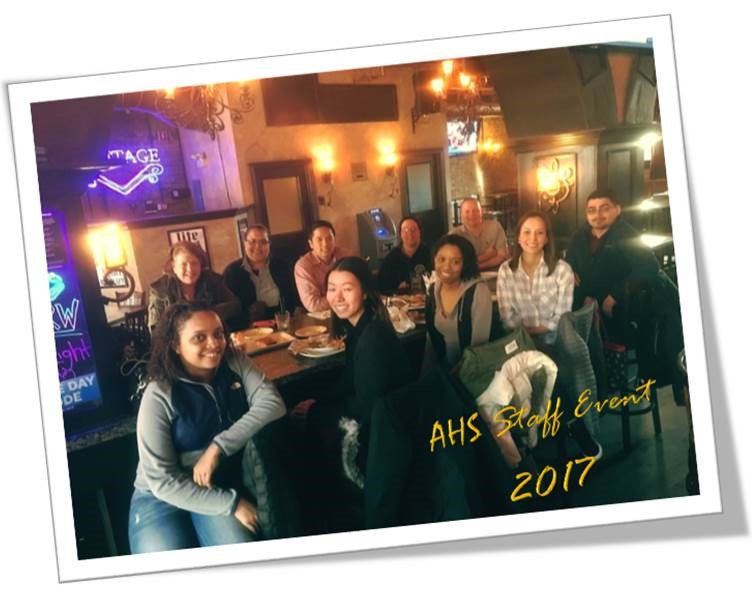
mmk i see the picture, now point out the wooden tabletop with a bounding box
[249,309,425,385]
[252,346,346,385]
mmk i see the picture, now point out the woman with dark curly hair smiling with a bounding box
[129,301,285,553]
[425,234,497,369]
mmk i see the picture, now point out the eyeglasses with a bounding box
[586,204,614,215]
[245,239,270,247]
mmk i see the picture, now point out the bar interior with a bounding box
[30,40,694,559]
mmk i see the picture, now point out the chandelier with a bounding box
[428,59,495,141]
[153,82,255,140]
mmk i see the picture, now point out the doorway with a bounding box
[250,160,317,264]
[399,149,447,248]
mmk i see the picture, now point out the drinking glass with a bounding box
[275,310,291,332]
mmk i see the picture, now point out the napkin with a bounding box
[387,304,415,334]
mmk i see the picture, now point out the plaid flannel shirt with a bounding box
[496,258,574,332]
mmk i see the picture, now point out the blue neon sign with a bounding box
[91,146,165,196]
[43,210,103,412]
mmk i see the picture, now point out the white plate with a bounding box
[232,327,273,344]
[307,310,331,320]
[299,347,344,358]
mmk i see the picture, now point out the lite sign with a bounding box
[93,147,165,196]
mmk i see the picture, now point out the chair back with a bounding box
[117,290,144,309]
[123,308,150,349]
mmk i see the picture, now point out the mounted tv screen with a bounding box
[447,119,478,156]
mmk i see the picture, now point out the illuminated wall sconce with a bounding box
[638,197,662,212]
[535,154,576,214]
[640,233,672,249]
[378,141,400,197]
[378,141,399,176]
[89,223,127,268]
[87,224,136,303]
[314,146,336,182]
[479,138,503,155]
[639,131,661,163]
[313,146,336,205]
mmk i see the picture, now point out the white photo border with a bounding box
[8,14,721,582]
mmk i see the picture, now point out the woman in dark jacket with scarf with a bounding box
[148,241,241,332]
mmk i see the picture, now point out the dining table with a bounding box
[246,302,427,389]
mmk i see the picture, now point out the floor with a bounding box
[525,383,695,513]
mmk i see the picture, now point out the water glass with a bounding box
[275,310,291,332]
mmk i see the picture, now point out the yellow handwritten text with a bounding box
[494,396,563,441]
[574,378,656,419]
[429,412,482,452]
[511,455,598,502]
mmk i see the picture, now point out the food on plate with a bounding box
[288,334,344,356]
[254,332,294,347]
[294,325,328,338]
[231,327,273,345]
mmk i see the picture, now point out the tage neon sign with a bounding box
[92,147,165,196]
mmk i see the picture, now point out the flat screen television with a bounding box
[447,119,478,156]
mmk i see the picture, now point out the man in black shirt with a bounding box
[222,224,299,328]
[377,216,432,294]
[566,189,661,340]
[566,189,683,402]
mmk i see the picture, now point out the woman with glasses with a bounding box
[377,216,432,294]
[222,224,300,327]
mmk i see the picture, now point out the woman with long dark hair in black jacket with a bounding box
[291,257,412,530]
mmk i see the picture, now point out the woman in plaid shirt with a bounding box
[496,212,574,347]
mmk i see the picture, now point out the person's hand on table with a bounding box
[234,497,259,534]
[290,398,316,421]
[193,442,222,489]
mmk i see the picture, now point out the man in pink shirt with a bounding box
[294,220,349,312]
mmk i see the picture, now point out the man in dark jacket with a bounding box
[566,189,684,401]
[222,224,299,328]
[377,216,432,294]
[566,189,660,339]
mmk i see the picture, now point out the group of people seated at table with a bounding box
[131,188,682,553]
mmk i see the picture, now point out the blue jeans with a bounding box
[128,489,255,554]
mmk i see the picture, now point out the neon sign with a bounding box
[43,209,103,411]
[48,272,66,302]
[92,146,165,196]
[51,298,81,335]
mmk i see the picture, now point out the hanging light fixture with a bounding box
[152,82,256,140]
[427,59,494,143]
